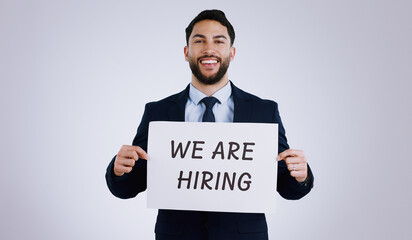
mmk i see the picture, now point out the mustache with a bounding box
[198,55,222,62]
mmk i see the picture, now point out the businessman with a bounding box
[106,9,314,240]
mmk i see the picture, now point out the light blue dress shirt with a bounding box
[185,82,234,122]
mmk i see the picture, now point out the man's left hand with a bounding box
[277,149,308,182]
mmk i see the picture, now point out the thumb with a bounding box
[277,149,293,161]
[133,146,149,160]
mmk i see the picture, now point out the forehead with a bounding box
[190,20,229,38]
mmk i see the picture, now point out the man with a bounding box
[106,9,314,240]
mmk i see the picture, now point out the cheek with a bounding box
[222,51,232,60]
[185,49,193,59]
[187,50,198,60]
[185,51,195,62]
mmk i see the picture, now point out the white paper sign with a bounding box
[147,121,278,213]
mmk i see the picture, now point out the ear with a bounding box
[184,46,189,62]
[230,47,236,62]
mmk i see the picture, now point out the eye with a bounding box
[194,40,204,43]
[215,40,224,44]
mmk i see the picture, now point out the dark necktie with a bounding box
[201,97,219,122]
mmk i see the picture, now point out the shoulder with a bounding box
[231,83,283,123]
[232,83,279,107]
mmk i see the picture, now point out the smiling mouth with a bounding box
[199,57,220,66]
[200,59,218,64]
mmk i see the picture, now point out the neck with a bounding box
[191,75,229,96]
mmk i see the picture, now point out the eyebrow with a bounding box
[192,34,228,40]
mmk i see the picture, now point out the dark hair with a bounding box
[185,9,235,46]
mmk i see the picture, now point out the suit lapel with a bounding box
[231,82,253,123]
[168,82,253,123]
[167,85,190,121]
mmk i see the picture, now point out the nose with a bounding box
[202,42,217,56]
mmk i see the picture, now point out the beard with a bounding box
[189,55,230,85]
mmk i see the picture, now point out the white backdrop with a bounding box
[1,0,411,239]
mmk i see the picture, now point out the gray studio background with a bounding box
[1,0,411,239]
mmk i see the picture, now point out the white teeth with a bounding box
[201,60,218,64]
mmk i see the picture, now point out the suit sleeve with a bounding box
[274,103,314,200]
[105,103,151,199]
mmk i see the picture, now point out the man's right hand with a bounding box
[113,145,148,177]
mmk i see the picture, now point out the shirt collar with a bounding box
[189,81,232,105]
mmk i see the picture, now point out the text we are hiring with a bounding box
[171,140,256,191]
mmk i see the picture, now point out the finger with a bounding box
[284,156,306,164]
[119,145,148,160]
[287,163,305,172]
[118,149,138,160]
[119,158,136,167]
[133,146,149,160]
[114,165,133,174]
[290,169,308,179]
[131,150,139,161]
[123,145,149,160]
[277,149,304,161]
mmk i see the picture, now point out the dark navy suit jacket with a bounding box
[106,82,314,240]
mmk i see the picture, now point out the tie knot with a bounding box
[201,97,219,109]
